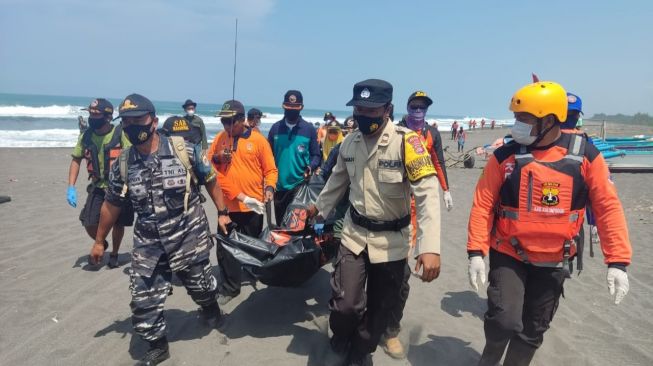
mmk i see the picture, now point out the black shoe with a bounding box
[347,353,373,366]
[107,253,119,269]
[135,338,170,366]
[199,302,225,329]
[324,335,349,366]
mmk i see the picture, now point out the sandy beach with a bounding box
[1,125,652,366]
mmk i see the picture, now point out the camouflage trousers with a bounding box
[129,256,218,341]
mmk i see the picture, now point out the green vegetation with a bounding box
[589,113,653,126]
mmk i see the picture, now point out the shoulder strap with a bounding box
[81,128,94,147]
[169,136,198,213]
[108,124,123,147]
[119,146,131,198]
[566,133,586,161]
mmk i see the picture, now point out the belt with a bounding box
[349,207,410,232]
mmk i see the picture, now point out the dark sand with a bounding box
[0,123,652,365]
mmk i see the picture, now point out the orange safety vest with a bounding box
[493,134,588,274]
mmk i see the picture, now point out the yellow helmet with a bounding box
[509,81,568,122]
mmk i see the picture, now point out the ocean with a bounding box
[0,93,514,147]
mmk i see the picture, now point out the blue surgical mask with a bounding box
[511,121,537,146]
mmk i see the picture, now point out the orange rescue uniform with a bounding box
[467,133,631,266]
[208,129,278,213]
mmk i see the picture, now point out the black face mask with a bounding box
[88,117,108,130]
[284,109,301,123]
[124,121,154,145]
[353,114,384,135]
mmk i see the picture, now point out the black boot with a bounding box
[135,337,170,366]
[347,352,373,366]
[478,338,509,366]
[199,302,225,329]
[503,337,537,366]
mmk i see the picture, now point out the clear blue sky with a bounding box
[1,0,651,118]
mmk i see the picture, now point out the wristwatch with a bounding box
[218,208,229,217]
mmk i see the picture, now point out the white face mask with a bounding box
[511,120,537,146]
[186,110,195,117]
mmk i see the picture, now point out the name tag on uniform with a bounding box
[129,175,142,184]
[161,158,187,189]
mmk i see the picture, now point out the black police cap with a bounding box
[346,79,393,108]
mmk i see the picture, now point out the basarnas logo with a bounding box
[361,88,371,99]
[541,182,560,206]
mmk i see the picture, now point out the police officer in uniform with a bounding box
[160,99,208,150]
[309,79,442,366]
[89,94,232,366]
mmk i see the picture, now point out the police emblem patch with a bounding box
[289,95,297,103]
[407,135,425,154]
[138,131,148,141]
[361,88,371,99]
[541,182,560,206]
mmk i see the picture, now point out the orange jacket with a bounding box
[208,129,278,213]
[467,133,631,265]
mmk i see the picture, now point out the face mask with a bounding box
[186,110,195,117]
[511,120,537,146]
[284,109,300,122]
[124,121,154,145]
[88,117,107,130]
[354,114,384,135]
[406,107,427,131]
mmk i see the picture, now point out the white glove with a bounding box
[590,226,600,244]
[443,191,453,211]
[242,196,265,215]
[468,256,486,292]
[607,267,629,305]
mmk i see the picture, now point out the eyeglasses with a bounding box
[408,105,427,111]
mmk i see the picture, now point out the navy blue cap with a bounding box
[282,90,303,109]
[217,99,245,118]
[117,94,156,118]
[83,98,114,115]
[346,79,393,107]
[247,107,262,118]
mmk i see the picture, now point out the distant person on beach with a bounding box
[208,99,278,305]
[467,81,632,365]
[268,90,320,224]
[322,120,343,162]
[160,99,208,150]
[481,119,486,129]
[451,120,459,140]
[67,98,133,268]
[307,79,442,366]
[89,93,231,365]
[457,126,466,152]
[385,90,453,359]
[342,116,357,136]
[246,107,263,132]
[560,93,600,251]
[491,119,496,129]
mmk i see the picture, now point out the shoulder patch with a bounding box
[403,131,436,182]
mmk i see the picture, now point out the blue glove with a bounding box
[67,186,77,208]
[313,223,325,236]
